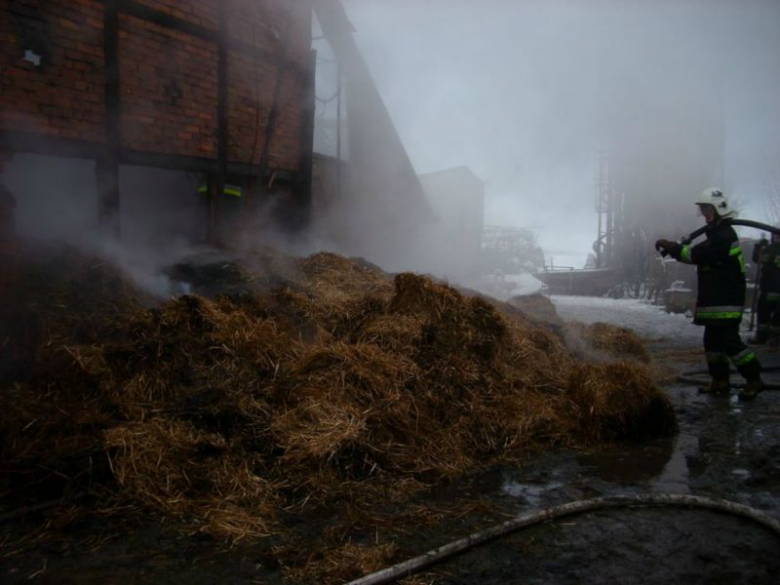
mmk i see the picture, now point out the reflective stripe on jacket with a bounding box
[197,184,243,197]
[672,219,746,325]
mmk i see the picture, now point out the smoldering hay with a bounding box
[0,242,675,582]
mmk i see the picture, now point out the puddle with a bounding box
[653,432,698,493]
[501,479,564,506]
[576,432,699,494]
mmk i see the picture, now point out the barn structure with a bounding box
[0,0,315,244]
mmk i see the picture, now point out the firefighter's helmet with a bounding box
[696,187,735,218]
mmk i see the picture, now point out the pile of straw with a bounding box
[582,322,650,363]
[0,244,675,583]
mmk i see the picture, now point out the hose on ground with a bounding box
[677,364,780,389]
[346,493,780,585]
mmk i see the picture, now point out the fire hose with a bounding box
[346,493,780,585]
[676,365,780,389]
[657,218,780,257]
[680,219,780,246]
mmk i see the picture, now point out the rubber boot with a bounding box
[738,378,764,401]
[698,377,730,395]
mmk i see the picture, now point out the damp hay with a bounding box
[300,252,393,307]
[1,243,675,582]
[584,322,650,362]
[280,542,403,585]
[564,361,677,443]
[104,418,278,541]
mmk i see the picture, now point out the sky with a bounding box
[314,0,780,269]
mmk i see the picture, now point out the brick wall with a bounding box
[268,71,303,170]
[119,14,218,158]
[0,0,312,172]
[0,0,106,143]
[227,50,275,165]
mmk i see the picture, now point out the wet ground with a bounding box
[416,298,780,584]
[2,297,780,583]
[417,371,780,584]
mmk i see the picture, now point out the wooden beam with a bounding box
[0,131,298,182]
[0,131,104,160]
[99,0,121,238]
[212,1,229,247]
[256,18,295,182]
[110,0,307,77]
[294,48,317,230]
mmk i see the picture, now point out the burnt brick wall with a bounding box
[0,0,312,173]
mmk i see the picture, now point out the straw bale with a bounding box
[564,362,677,442]
[290,342,419,402]
[272,398,370,464]
[270,342,423,484]
[389,273,464,318]
[104,418,277,539]
[583,322,649,363]
[300,252,392,300]
[89,295,301,418]
[387,273,510,365]
[353,313,422,354]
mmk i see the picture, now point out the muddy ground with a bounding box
[2,302,780,584]
[422,344,780,584]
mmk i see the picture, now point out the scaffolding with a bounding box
[594,145,622,269]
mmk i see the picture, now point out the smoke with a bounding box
[2,153,220,299]
[316,0,780,271]
[5,0,780,305]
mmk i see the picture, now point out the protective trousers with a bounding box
[704,321,761,381]
[756,292,780,342]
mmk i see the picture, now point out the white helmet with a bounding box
[696,187,735,218]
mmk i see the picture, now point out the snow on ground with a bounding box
[549,295,704,344]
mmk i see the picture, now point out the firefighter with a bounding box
[751,231,780,345]
[655,188,764,401]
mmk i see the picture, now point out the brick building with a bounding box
[0,0,315,244]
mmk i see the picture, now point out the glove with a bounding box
[655,239,674,252]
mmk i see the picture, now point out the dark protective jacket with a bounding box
[669,218,745,325]
[754,239,780,298]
